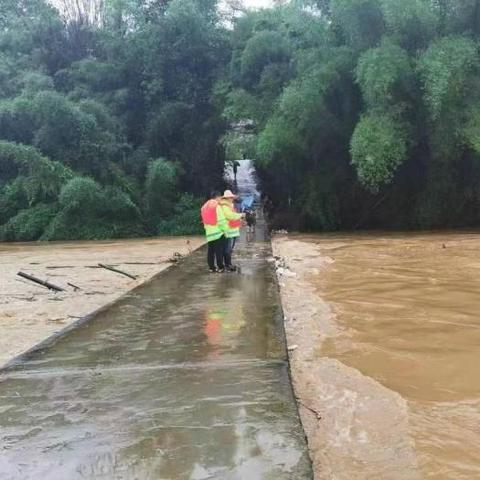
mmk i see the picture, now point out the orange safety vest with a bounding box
[201,199,218,225]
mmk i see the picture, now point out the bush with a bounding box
[240,31,290,86]
[0,203,57,241]
[59,176,104,214]
[42,176,145,240]
[350,112,408,192]
[144,158,178,220]
[0,140,73,203]
[41,212,145,241]
[418,36,478,120]
[356,41,412,108]
[0,177,29,224]
[156,194,203,235]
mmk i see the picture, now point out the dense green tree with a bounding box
[224,0,480,230]
[3,0,480,239]
[0,0,225,240]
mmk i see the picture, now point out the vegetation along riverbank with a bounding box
[4,1,480,236]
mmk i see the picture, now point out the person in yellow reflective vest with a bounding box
[200,191,228,273]
[220,190,244,272]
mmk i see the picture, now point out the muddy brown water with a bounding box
[307,232,480,479]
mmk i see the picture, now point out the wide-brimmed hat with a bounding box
[223,190,237,199]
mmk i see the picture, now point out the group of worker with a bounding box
[200,189,252,273]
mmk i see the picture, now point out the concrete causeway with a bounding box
[0,162,312,479]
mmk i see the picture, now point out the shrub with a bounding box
[59,176,104,214]
[0,177,29,224]
[0,203,57,241]
[351,112,408,192]
[356,41,413,108]
[156,194,203,235]
[144,158,178,220]
[418,36,478,120]
[41,212,145,241]
[0,140,73,203]
[240,31,291,86]
[42,176,145,240]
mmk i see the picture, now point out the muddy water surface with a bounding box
[307,232,480,479]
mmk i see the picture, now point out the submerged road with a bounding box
[0,162,312,479]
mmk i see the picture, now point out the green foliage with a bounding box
[356,41,413,108]
[21,72,54,95]
[240,31,291,86]
[463,104,480,154]
[256,115,304,167]
[331,0,385,50]
[144,158,179,221]
[221,131,256,162]
[223,89,259,123]
[351,113,408,192]
[0,203,57,241]
[0,177,29,224]
[0,141,73,203]
[0,0,226,242]
[3,0,480,239]
[418,36,478,120]
[381,0,438,49]
[59,177,104,214]
[156,194,203,235]
[0,96,38,144]
[42,176,144,241]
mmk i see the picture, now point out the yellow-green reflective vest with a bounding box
[220,200,242,239]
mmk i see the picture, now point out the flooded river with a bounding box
[310,232,480,479]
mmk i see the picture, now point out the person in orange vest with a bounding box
[201,191,228,273]
[220,190,244,271]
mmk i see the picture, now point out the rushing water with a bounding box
[308,232,480,479]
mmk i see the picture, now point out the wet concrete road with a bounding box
[0,224,312,478]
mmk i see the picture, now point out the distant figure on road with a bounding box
[201,191,227,273]
[245,208,256,233]
[262,194,273,220]
[233,160,240,183]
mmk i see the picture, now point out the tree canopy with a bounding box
[224,0,480,230]
[0,0,226,240]
[2,0,480,240]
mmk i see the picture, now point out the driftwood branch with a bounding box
[17,272,65,292]
[98,263,137,280]
[67,282,81,291]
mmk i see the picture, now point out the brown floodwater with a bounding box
[309,232,480,479]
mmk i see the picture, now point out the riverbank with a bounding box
[273,232,480,479]
[0,237,203,367]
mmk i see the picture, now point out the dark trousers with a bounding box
[207,236,225,270]
[224,237,237,268]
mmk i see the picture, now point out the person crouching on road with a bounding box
[201,191,228,273]
[220,190,243,272]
